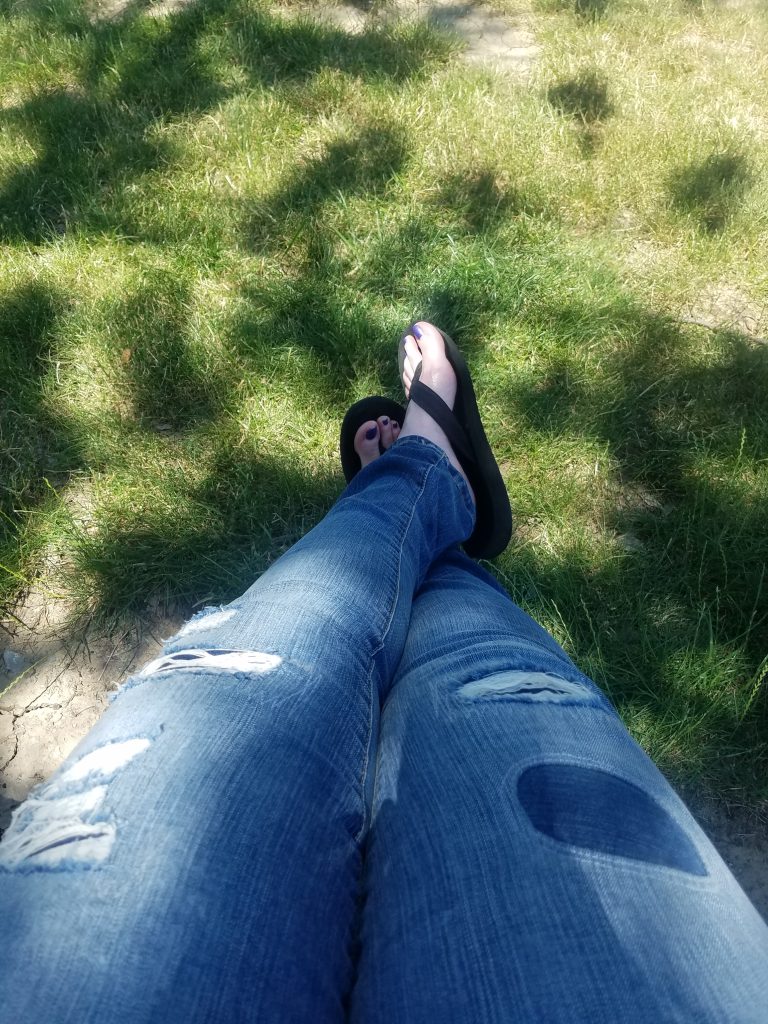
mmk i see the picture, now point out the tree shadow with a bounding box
[506,296,768,662]
[72,443,339,614]
[0,280,80,604]
[575,0,609,18]
[547,70,614,156]
[245,123,408,253]
[668,152,752,233]
[435,168,543,234]
[111,273,231,429]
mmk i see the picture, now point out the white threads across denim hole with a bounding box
[140,649,282,678]
[458,671,596,704]
[0,738,151,871]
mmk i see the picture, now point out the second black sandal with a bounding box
[339,396,406,483]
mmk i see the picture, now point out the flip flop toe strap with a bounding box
[409,379,476,469]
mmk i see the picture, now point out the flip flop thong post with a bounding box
[398,323,512,559]
[339,396,406,483]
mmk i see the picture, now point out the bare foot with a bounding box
[399,321,475,502]
[353,413,401,469]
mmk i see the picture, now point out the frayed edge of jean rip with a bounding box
[139,649,282,679]
[458,670,598,704]
[173,606,237,638]
[0,737,151,872]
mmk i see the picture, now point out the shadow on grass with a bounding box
[0,0,451,243]
[548,71,613,122]
[575,0,609,18]
[71,443,339,613]
[436,169,544,233]
[0,280,81,604]
[112,272,231,429]
[501,298,768,791]
[246,123,408,252]
[668,152,752,233]
[548,70,614,156]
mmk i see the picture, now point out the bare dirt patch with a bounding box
[293,0,540,77]
[0,585,184,831]
[680,282,768,344]
[683,788,768,921]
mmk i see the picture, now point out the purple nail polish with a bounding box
[365,426,377,440]
[381,417,389,425]
[411,323,423,339]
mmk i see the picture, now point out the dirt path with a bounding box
[311,0,539,76]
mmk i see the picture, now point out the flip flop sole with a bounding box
[399,325,512,559]
[340,396,406,483]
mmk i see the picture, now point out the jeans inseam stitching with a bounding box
[353,459,439,844]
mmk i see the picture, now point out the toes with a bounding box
[354,420,380,467]
[378,415,394,449]
[382,416,400,448]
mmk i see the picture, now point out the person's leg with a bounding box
[0,427,473,1024]
[351,547,768,1024]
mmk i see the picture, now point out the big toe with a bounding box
[411,321,447,357]
[407,321,457,407]
[354,421,380,467]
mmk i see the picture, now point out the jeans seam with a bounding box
[353,459,439,844]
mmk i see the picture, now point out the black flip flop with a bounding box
[398,324,512,559]
[340,396,406,483]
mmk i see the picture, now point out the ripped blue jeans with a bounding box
[1,436,767,1023]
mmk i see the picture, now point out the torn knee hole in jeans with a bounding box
[0,738,150,872]
[139,649,282,678]
[518,763,707,876]
[458,671,597,704]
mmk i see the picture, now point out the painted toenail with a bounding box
[365,426,377,440]
[411,323,423,339]
[381,417,389,425]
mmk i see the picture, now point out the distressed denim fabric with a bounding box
[1,437,767,1023]
[351,549,768,1022]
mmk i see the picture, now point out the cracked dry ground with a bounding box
[0,596,183,831]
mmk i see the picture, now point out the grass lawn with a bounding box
[1,0,767,805]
